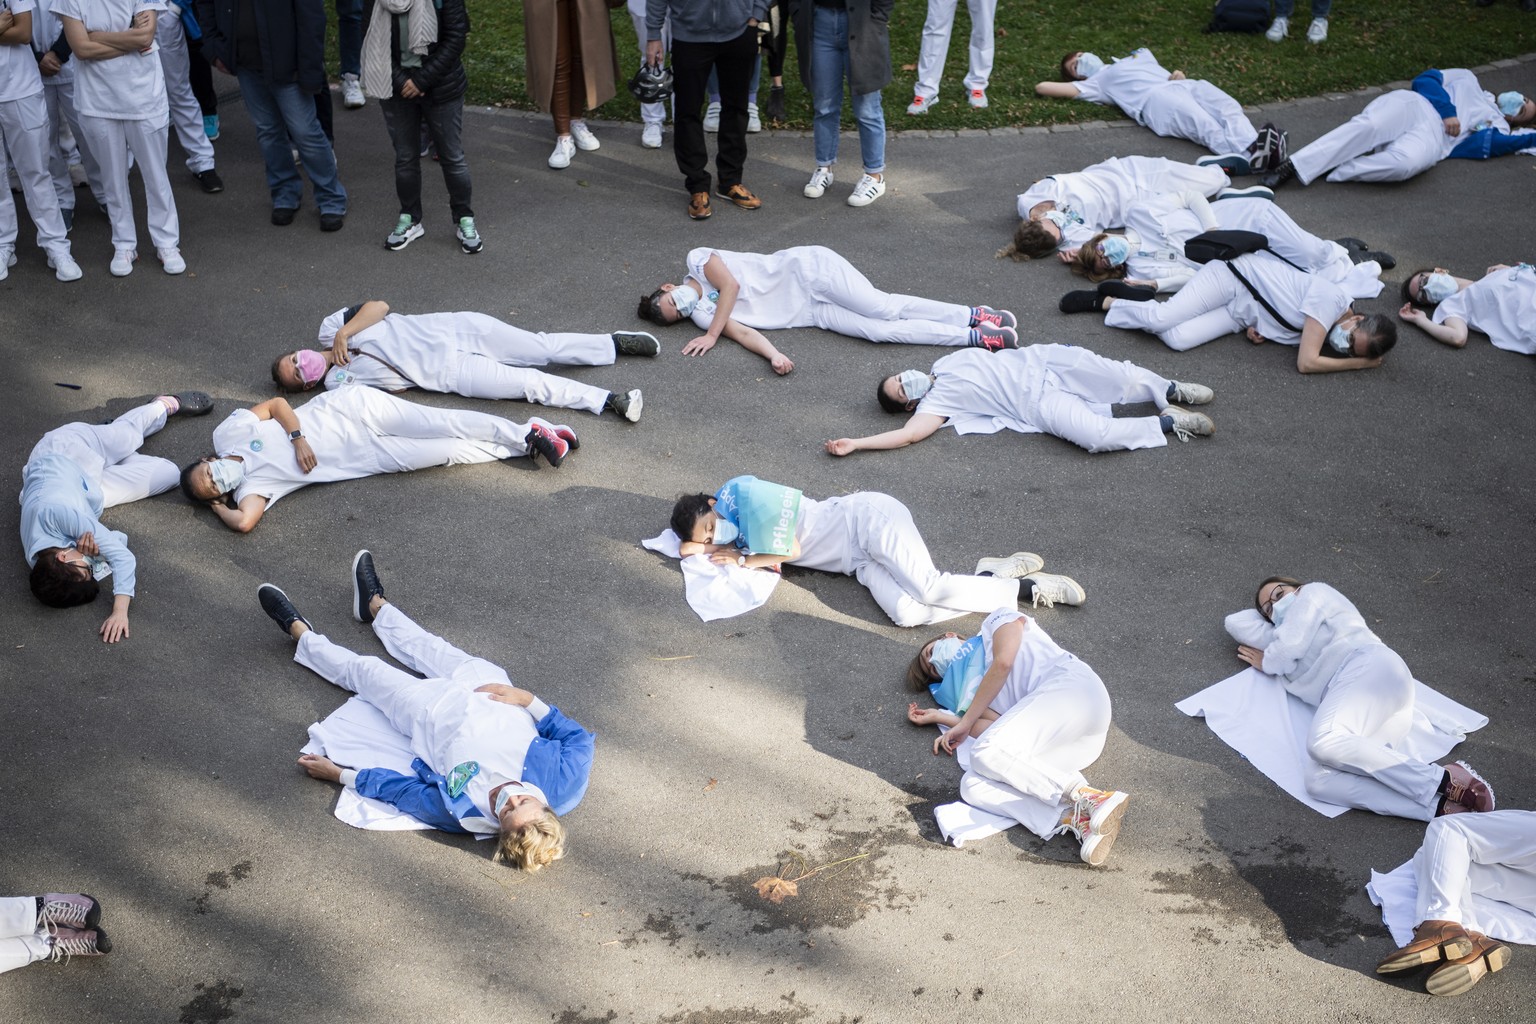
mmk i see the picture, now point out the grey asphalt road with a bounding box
[3,56,1535,1024]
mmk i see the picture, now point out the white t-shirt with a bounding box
[318,308,497,392]
[1072,48,1171,124]
[29,0,74,84]
[788,495,854,575]
[685,246,828,331]
[211,389,392,508]
[409,683,540,825]
[1226,253,1352,345]
[52,0,168,120]
[974,609,1080,715]
[1443,68,1512,137]
[915,347,1066,436]
[1433,265,1536,355]
[0,0,45,102]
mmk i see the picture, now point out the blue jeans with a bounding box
[236,70,348,214]
[335,0,363,77]
[811,7,885,174]
[380,95,473,222]
[1274,0,1331,16]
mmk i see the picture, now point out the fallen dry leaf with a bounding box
[753,876,799,904]
[901,63,916,72]
[703,778,718,793]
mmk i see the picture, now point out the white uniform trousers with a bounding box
[348,390,532,470]
[913,0,995,100]
[1215,199,1360,286]
[1291,91,1446,185]
[842,493,1020,627]
[810,256,972,345]
[627,0,670,126]
[959,661,1112,838]
[1139,79,1259,155]
[1034,347,1170,453]
[452,316,616,367]
[1304,645,1443,820]
[454,354,609,415]
[42,81,107,211]
[0,897,49,975]
[295,605,508,739]
[1105,261,1249,351]
[29,401,178,507]
[0,93,71,258]
[77,112,179,252]
[155,11,216,174]
[1413,812,1536,931]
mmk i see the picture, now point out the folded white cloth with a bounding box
[642,529,780,622]
[1176,668,1488,817]
[1368,860,1536,948]
[928,725,1014,846]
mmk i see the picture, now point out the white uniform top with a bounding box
[685,246,829,331]
[1226,252,1352,344]
[914,346,1075,436]
[29,0,74,84]
[318,308,487,393]
[409,685,540,823]
[1072,48,1172,124]
[1443,68,1513,138]
[1014,156,1226,249]
[212,388,392,508]
[1222,582,1383,706]
[788,495,855,575]
[51,0,167,119]
[1433,265,1536,354]
[974,608,1080,714]
[0,0,44,101]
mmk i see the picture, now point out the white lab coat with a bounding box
[1072,48,1258,154]
[1015,155,1228,250]
[1433,266,1536,355]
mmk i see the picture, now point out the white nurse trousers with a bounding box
[0,93,71,259]
[0,897,49,975]
[1105,260,1251,351]
[342,388,533,470]
[42,80,107,210]
[913,0,995,100]
[453,354,609,415]
[1139,79,1259,155]
[1414,812,1536,931]
[77,111,179,252]
[155,11,216,175]
[810,254,973,345]
[1291,90,1445,185]
[28,401,178,506]
[1033,346,1171,453]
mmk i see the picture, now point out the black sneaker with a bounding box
[1097,280,1157,301]
[612,331,661,357]
[1060,290,1105,314]
[605,388,644,423]
[1334,236,1370,252]
[195,169,224,194]
[319,212,345,232]
[258,584,311,636]
[271,207,298,226]
[1356,250,1397,270]
[170,391,214,416]
[1259,159,1296,190]
[351,550,385,623]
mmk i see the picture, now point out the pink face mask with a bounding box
[296,349,328,385]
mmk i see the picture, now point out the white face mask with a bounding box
[494,780,549,816]
[1422,272,1457,304]
[898,370,932,402]
[207,458,245,495]
[1326,321,1355,354]
[670,284,701,318]
[711,517,739,546]
[1076,52,1105,78]
[1270,590,1297,625]
[928,636,963,677]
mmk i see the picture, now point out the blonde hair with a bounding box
[1070,232,1127,283]
[494,807,566,872]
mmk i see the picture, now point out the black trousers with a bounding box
[671,27,757,195]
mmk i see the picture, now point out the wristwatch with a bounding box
[288,429,304,441]
[737,554,746,567]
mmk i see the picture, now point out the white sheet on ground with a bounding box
[1175,668,1488,817]
[642,529,780,622]
[1368,860,1536,948]
[302,697,436,831]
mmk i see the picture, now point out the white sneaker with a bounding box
[747,102,762,133]
[906,94,934,115]
[803,167,834,198]
[109,249,136,277]
[846,173,886,207]
[703,101,721,132]
[1167,381,1214,405]
[341,73,365,109]
[1164,404,1215,442]
[974,552,1045,578]
[1306,17,1328,43]
[48,253,83,282]
[0,245,14,280]
[570,121,600,151]
[69,162,88,187]
[641,122,663,149]
[1023,572,1086,608]
[158,247,186,275]
[548,136,576,169]
[1265,15,1289,41]
[968,89,988,109]
[1057,788,1129,866]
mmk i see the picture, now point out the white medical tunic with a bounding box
[1071,48,1171,124]
[915,347,1055,436]
[0,0,44,103]
[212,389,393,508]
[1433,266,1536,354]
[685,246,835,330]
[51,0,168,119]
[1014,155,1226,248]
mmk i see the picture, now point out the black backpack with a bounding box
[1205,0,1271,33]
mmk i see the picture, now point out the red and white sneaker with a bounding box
[523,422,570,468]
[969,324,1018,352]
[906,95,934,116]
[550,423,580,452]
[970,305,1017,330]
[968,89,989,109]
[1056,787,1128,866]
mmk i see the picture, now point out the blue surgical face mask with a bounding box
[928,636,963,677]
[1326,321,1355,354]
[1076,52,1105,78]
[1270,590,1297,625]
[1497,91,1526,118]
[898,370,932,402]
[1098,236,1130,267]
[1422,272,1457,304]
[207,458,244,495]
[711,517,739,546]
[670,284,700,318]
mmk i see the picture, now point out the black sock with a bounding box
[602,391,617,413]
[1159,414,1174,433]
[1017,579,1036,603]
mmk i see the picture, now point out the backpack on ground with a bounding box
[1204,0,1271,33]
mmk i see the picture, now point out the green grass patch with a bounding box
[436,1,1535,130]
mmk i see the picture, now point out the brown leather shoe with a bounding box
[716,183,762,210]
[1425,931,1511,996]
[688,191,712,220]
[1377,919,1475,974]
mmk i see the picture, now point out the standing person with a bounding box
[29,0,108,233]
[525,0,618,170]
[155,1,222,192]
[197,0,349,231]
[0,894,111,972]
[1399,263,1536,355]
[20,392,213,642]
[793,0,890,208]
[1266,0,1331,44]
[336,0,363,107]
[626,0,668,147]
[270,552,594,872]
[905,0,993,114]
[1,0,80,280]
[1226,577,1496,820]
[359,0,478,253]
[646,0,767,219]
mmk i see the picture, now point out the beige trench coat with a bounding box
[523,0,621,112]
